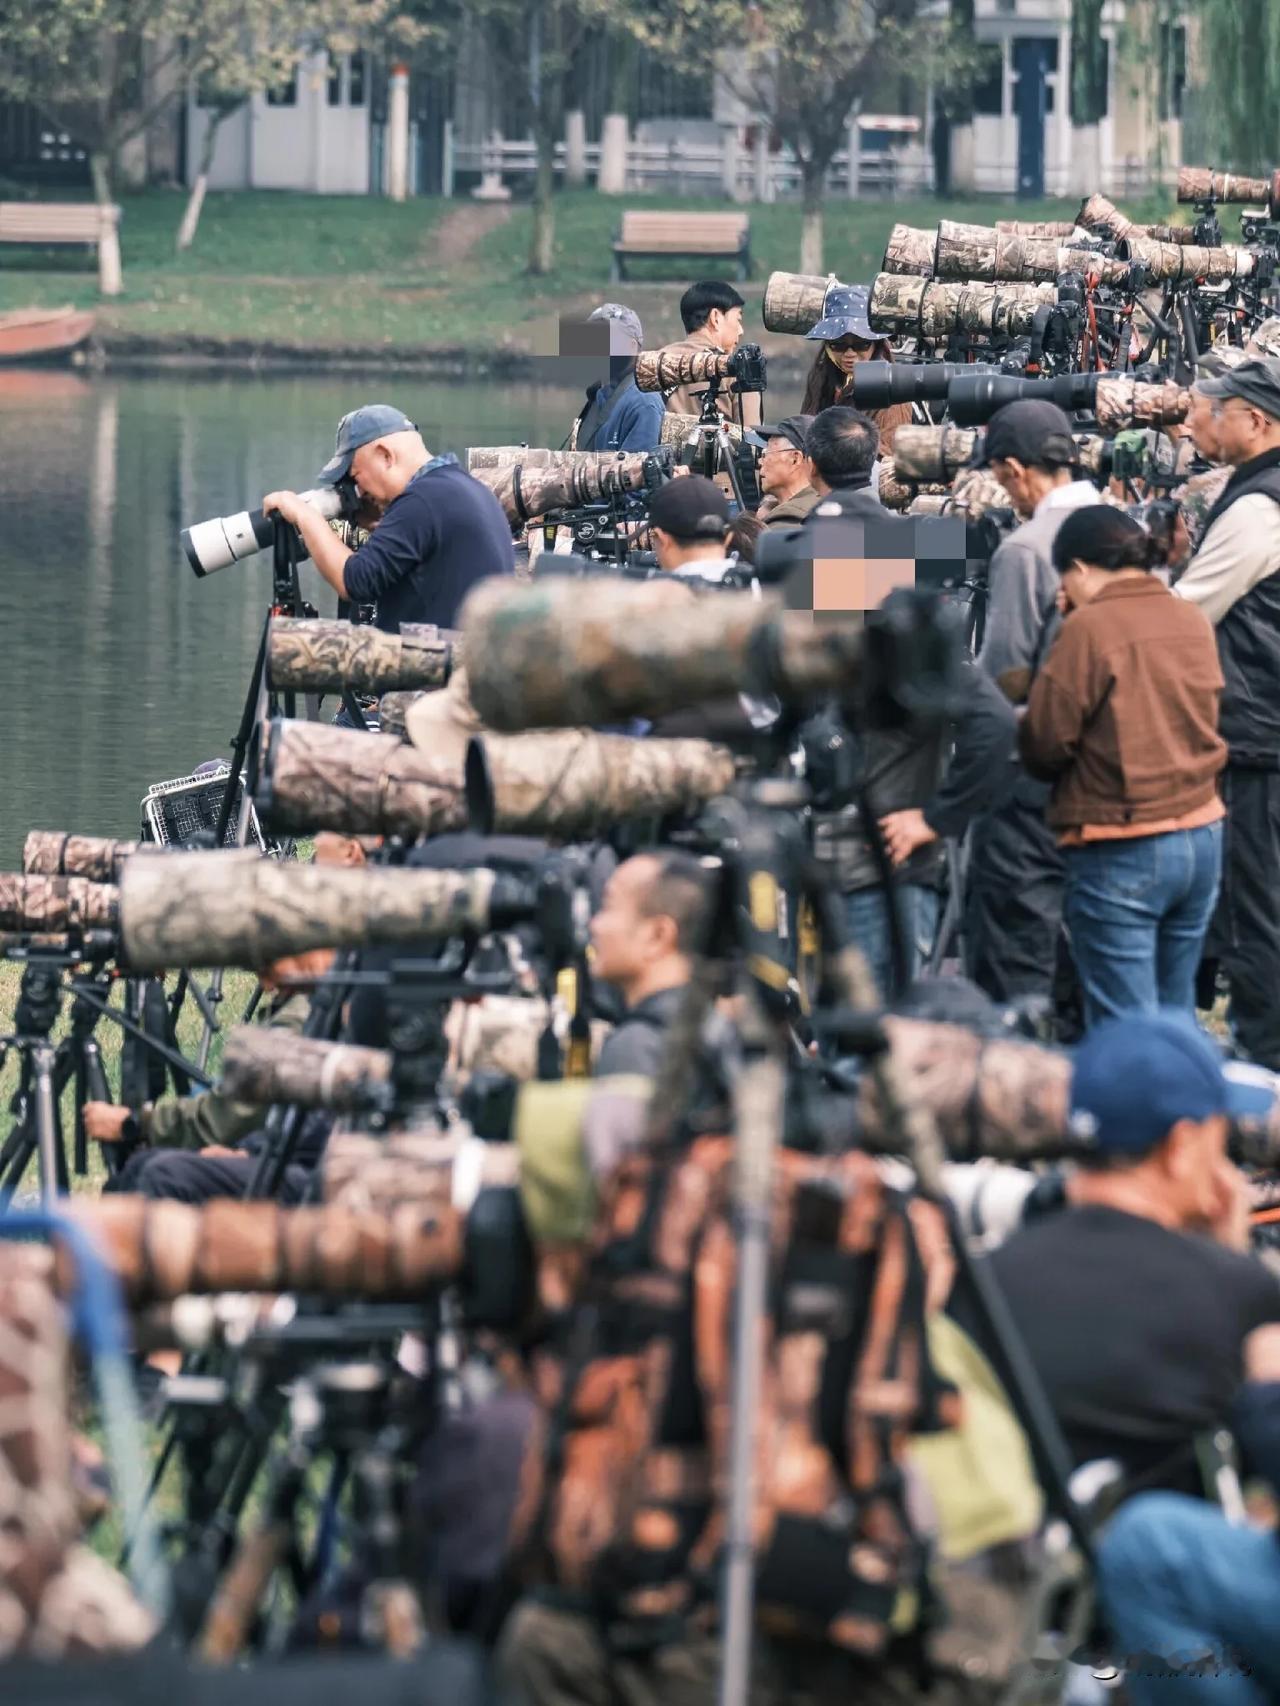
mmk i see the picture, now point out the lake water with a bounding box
[0,368,584,869]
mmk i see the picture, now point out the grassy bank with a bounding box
[0,186,1181,359]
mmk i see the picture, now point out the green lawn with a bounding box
[0,186,1183,355]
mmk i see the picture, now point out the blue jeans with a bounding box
[1097,1492,1280,1706]
[843,883,939,1003]
[1062,822,1222,1028]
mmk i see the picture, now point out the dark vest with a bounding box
[1198,447,1280,766]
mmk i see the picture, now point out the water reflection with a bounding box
[0,369,581,866]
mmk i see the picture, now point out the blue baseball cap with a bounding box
[316,403,418,485]
[1069,1011,1274,1155]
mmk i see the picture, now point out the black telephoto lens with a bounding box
[848,361,999,412]
[946,371,1100,426]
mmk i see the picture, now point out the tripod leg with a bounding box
[32,1043,62,1206]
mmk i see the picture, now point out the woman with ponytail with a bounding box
[1020,505,1227,1026]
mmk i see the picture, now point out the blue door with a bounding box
[1012,37,1053,199]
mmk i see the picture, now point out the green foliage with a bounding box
[1070,0,1108,127]
[1179,0,1280,172]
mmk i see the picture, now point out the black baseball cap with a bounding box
[317,403,418,485]
[1197,356,1280,422]
[758,414,814,455]
[979,400,1078,469]
[648,474,731,541]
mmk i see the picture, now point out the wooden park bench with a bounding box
[611,210,751,282]
[0,201,123,296]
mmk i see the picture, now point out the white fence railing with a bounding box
[443,131,933,201]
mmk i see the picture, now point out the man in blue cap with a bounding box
[263,404,513,632]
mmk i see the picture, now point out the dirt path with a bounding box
[430,201,514,268]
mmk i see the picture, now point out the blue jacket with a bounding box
[578,379,665,453]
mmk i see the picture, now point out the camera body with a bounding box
[182,480,358,578]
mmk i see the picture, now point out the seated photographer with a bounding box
[757,414,819,530]
[1020,507,1225,1027]
[263,403,513,633]
[799,284,912,458]
[964,400,1100,1014]
[803,405,886,520]
[568,303,665,453]
[657,279,761,430]
[953,1012,1280,1501]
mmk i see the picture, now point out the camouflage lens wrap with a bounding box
[1077,193,1195,246]
[935,220,1129,286]
[941,465,1014,520]
[634,347,731,393]
[868,273,1056,340]
[472,450,654,527]
[1121,235,1256,284]
[0,874,118,935]
[1073,435,1109,481]
[67,1196,465,1302]
[891,424,981,484]
[255,716,467,838]
[324,1125,520,1217]
[761,270,833,333]
[660,411,740,448]
[118,850,500,971]
[218,1027,393,1111]
[475,728,737,838]
[466,446,564,472]
[267,617,458,695]
[881,225,937,278]
[995,218,1077,238]
[460,575,769,730]
[1093,377,1191,432]
[22,833,141,882]
[877,469,917,510]
[376,690,424,739]
[1176,166,1280,214]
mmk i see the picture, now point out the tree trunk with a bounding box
[176,106,233,252]
[799,164,824,275]
[89,150,113,206]
[529,128,556,276]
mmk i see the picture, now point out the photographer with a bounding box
[1021,507,1225,1026]
[262,403,513,633]
[656,279,762,430]
[798,284,913,459]
[1175,357,1280,1069]
[804,404,885,519]
[647,475,739,582]
[757,415,819,530]
[568,303,665,453]
[963,401,1100,1012]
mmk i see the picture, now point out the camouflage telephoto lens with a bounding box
[22,832,143,882]
[255,717,467,838]
[470,447,662,527]
[867,274,1058,341]
[761,270,837,334]
[1177,165,1280,217]
[219,1027,393,1112]
[267,617,458,696]
[933,220,1131,287]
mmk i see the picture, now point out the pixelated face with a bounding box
[778,513,966,617]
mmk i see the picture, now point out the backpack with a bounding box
[516,1136,960,1655]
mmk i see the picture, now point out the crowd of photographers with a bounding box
[24,248,1280,1702]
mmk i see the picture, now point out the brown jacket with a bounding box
[1019,576,1226,832]
[762,485,819,530]
[657,327,763,430]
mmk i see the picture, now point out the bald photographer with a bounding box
[263,403,513,633]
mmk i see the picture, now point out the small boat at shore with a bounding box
[0,304,97,364]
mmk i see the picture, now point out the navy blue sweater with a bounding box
[343,457,514,632]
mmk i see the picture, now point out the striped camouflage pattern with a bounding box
[995,218,1077,238]
[22,832,142,882]
[0,874,117,935]
[267,617,458,695]
[881,225,937,277]
[634,346,731,393]
[474,728,737,838]
[868,273,1057,340]
[324,1125,519,1217]
[1121,235,1256,284]
[761,270,833,334]
[218,1027,393,1111]
[878,469,948,510]
[1177,166,1280,211]
[0,1245,154,1660]
[69,1196,465,1302]
[908,465,1010,520]
[892,424,980,484]
[1093,376,1191,432]
[934,220,1130,286]
[1076,193,1193,244]
[376,689,423,738]
[472,449,656,527]
[255,716,467,838]
[118,850,500,971]
[460,575,869,730]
